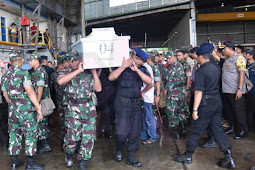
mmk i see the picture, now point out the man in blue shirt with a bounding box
[245,49,255,129]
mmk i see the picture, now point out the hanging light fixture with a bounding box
[221,3,224,7]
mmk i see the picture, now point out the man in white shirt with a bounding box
[140,62,157,144]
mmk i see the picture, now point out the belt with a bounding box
[116,96,141,104]
[68,98,91,104]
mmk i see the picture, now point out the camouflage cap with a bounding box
[165,51,176,59]
[27,54,40,60]
[69,49,80,61]
[9,52,21,60]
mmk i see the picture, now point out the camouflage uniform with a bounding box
[150,63,162,129]
[163,60,188,128]
[150,63,161,83]
[180,60,192,117]
[1,64,38,156]
[157,63,166,76]
[59,55,97,161]
[30,65,49,140]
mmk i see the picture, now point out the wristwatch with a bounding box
[156,94,160,97]
[238,87,243,91]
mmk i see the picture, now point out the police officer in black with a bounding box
[173,43,236,169]
[108,48,152,167]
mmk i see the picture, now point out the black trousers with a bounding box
[186,101,231,153]
[246,93,255,129]
[0,104,8,143]
[222,93,247,131]
[114,99,142,153]
[100,96,115,132]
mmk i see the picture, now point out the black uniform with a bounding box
[114,66,150,153]
[0,100,8,145]
[96,69,116,137]
[186,62,231,153]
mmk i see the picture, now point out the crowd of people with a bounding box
[0,41,255,170]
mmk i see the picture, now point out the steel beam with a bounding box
[34,0,78,25]
[87,1,191,26]
[81,0,86,37]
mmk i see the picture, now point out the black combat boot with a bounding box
[169,127,180,139]
[115,150,122,162]
[217,150,236,169]
[37,139,52,154]
[199,137,217,148]
[2,140,8,150]
[25,156,45,170]
[65,154,73,168]
[11,155,24,170]
[125,152,142,167]
[173,151,193,164]
[78,160,88,170]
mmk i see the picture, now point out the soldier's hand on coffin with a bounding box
[121,57,131,68]
[78,62,85,73]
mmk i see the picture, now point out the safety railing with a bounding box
[0,25,58,58]
[0,25,56,48]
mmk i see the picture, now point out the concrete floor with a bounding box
[0,113,255,170]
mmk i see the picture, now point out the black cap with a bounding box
[190,47,199,53]
[236,45,244,52]
[247,50,255,56]
[223,41,235,49]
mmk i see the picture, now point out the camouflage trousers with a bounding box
[64,103,97,160]
[165,93,189,128]
[8,108,38,156]
[59,105,67,139]
[35,112,49,140]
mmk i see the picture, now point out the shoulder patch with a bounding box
[237,56,246,70]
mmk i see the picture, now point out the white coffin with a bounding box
[71,27,130,69]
